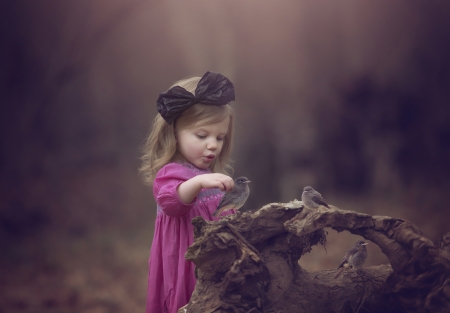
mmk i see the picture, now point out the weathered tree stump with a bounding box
[179,200,450,313]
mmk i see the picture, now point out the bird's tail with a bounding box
[213,208,224,217]
[334,268,344,279]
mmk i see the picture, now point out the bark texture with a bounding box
[179,201,450,313]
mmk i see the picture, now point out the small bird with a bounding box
[301,186,330,209]
[437,232,450,252]
[335,240,368,279]
[213,176,251,217]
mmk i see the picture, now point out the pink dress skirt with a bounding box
[146,162,235,313]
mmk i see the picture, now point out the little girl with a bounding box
[140,71,238,313]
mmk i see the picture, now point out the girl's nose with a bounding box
[207,139,217,150]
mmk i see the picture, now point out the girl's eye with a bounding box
[196,134,206,139]
[217,137,225,141]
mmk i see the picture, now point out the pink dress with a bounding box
[146,162,235,313]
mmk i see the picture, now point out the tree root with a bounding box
[180,200,450,313]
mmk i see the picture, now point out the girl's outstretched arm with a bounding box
[177,173,234,204]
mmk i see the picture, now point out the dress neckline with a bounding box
[178,162,212,175]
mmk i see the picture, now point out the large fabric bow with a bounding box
[156,71,235,125]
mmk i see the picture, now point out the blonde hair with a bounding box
[140,76,235,185]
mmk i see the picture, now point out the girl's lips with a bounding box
[204,155,215,162]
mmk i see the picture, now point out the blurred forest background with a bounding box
[1,0,450,312]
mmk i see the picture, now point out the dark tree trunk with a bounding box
[179,201,450,313]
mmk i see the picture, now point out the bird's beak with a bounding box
[246,180,251,183]
[362,243,368,246]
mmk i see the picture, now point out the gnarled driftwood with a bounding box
[179,200,450,313]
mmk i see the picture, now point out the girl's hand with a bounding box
[194,173,234,192]
[177,173,234,204]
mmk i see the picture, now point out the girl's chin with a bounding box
[194,159,213,169]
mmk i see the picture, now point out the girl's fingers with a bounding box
[200,173,234,191]
[211,179,227,191]
[222,178,234,192]
[220,181,227,192]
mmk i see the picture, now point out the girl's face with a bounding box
[176,116,230,169]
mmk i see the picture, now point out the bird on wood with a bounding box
[301,186,330,209]
[335,240,368,279]
[437,232,450,252]
[213,176,250,217]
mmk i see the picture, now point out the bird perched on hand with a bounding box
[301,186,330,209]
[335,240,368,279]
[213,176,250,217]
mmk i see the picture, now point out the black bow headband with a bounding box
[156,71,235,125]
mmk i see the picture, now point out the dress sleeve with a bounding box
[153,163,197,217]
